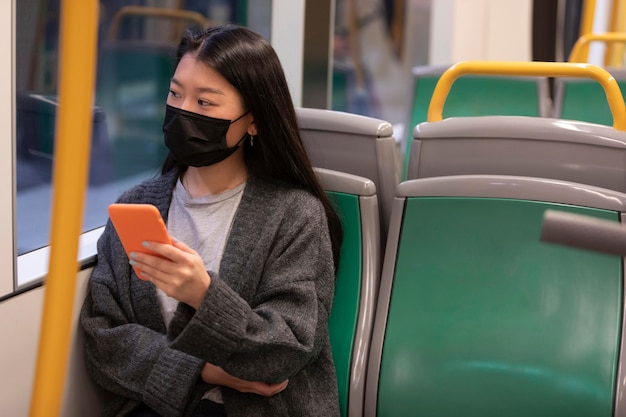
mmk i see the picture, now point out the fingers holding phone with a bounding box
[130,239,211,309]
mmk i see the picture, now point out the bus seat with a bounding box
[95,41,175,178]
[553,68,626,126]
[298,107,400,243]
[332,63,353,113]
[314,167,381,417]
[403,65,552,179]
[406,115,626,193]
[16,92,113,190]
[365,174,626,417]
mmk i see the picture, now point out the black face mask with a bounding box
[163,104,248,167]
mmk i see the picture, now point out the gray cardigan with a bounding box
[80,169,340,417]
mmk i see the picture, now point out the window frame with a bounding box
[3,0,15,297]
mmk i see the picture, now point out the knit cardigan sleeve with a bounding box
[169,179,337,384]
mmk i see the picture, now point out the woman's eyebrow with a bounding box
[169,77,225,95]
[196,86,225,95]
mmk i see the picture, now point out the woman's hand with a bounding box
[129,238,210,309]
[201,363,289,397]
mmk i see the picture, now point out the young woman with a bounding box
[80,24,342,417]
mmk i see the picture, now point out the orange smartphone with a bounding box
[108,203,172,276]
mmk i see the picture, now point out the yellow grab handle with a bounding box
[569,32,626,62]
[427,61,626,131]
[107,6,209,41]
[29,0,98,415]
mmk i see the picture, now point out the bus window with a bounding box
[14,0,271,288]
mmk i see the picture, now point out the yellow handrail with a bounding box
[569,32,626,63]
[427,61,626,131]
[29,0,98,416]
[107,5,209,41]
[605,1,626,66]
[577,0,597,63]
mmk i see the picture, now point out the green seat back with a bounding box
[378,197,622,417]
[327,190,363,417]
[559,80,626,126]
[332,66,349,112]
[95,45,174,178]
[403,75,543,179]
[97,46,174,132]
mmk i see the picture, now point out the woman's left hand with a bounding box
[129,238,211,309]
[201,363,289,397]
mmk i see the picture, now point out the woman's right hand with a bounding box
[201,363,288,397]
[129,239,211,309]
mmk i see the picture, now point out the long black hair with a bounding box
[161,24,343,269]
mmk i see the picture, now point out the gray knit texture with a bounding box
[80,169,339,417]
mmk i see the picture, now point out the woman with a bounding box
[80,24,342,417]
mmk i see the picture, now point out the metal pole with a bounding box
[29,0,98,415]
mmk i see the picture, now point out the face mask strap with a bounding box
[227,112,252,149]
[231,132,249,148]
[230,111,250,125]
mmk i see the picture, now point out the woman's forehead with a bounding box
[174,55,234,94]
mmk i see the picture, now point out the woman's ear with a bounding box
[247,118,257,136]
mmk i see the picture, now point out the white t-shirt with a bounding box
[156,177,245,403]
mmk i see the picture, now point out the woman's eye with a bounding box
[197,99,212,106]
[169,90,181,98]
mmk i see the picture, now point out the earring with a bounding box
[250,135,254,147]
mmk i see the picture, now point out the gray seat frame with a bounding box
[314,167,381,417]
[406,115,626,194]
[298,107,400,241]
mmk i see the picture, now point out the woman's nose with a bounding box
[179,99,194,112]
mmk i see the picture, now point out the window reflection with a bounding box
[15,1,269,256]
